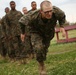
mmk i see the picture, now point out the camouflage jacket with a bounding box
[5,10,23,37]
[1,16,8,38]
[19,6,66,39]
[28,9,37,13]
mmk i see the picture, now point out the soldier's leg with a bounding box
[16,36,27,64]
[8,38,16,62]
[19,36,32,64]
[9,36,23,62]
[3,39,8,58]
[24,36,34,60]
[25,44,34,60]
[0,40,3,57]
[0,42,4,57]
[38,39,51,75]
[16,36,22,58]
[0,41,7,59]
[38,61,46,75]
[31,33,47,75]
[18,35,32,60]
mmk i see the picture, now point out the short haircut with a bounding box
[31,1,36,5]
[22,7,27,10]
[10,1,15,4]
[5,7,9,10]
[40,1,52,11]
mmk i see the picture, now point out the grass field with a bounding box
[0,30,76,75]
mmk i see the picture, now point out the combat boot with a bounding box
[39,62,47,75]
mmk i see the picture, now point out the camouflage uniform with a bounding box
[0,16,8,58]
[5,10,23,59]
[28,9,37,14]
[20,10,38,59]
[19,6,66,62]
[28,9,38,58]
[20,25,32,59]
[0,23,3,55]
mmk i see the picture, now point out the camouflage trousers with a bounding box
[19,36,32,58]
[0,38,8,57]
[30,33,51,62]
[8,36,22,59]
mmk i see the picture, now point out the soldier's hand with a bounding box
[60,27,66,37]
[21,34,25,42]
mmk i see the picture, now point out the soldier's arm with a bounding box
[19,22,25,34]
[53,6,66,27]
[19,22,25,42]
[58,9,66,37]
[1,17,7,38]
[19,14,31,42]
[53,6,66,37]
[19,14,31,34]
[5,14,10,26]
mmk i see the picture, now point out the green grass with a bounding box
[0,30,76,75]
